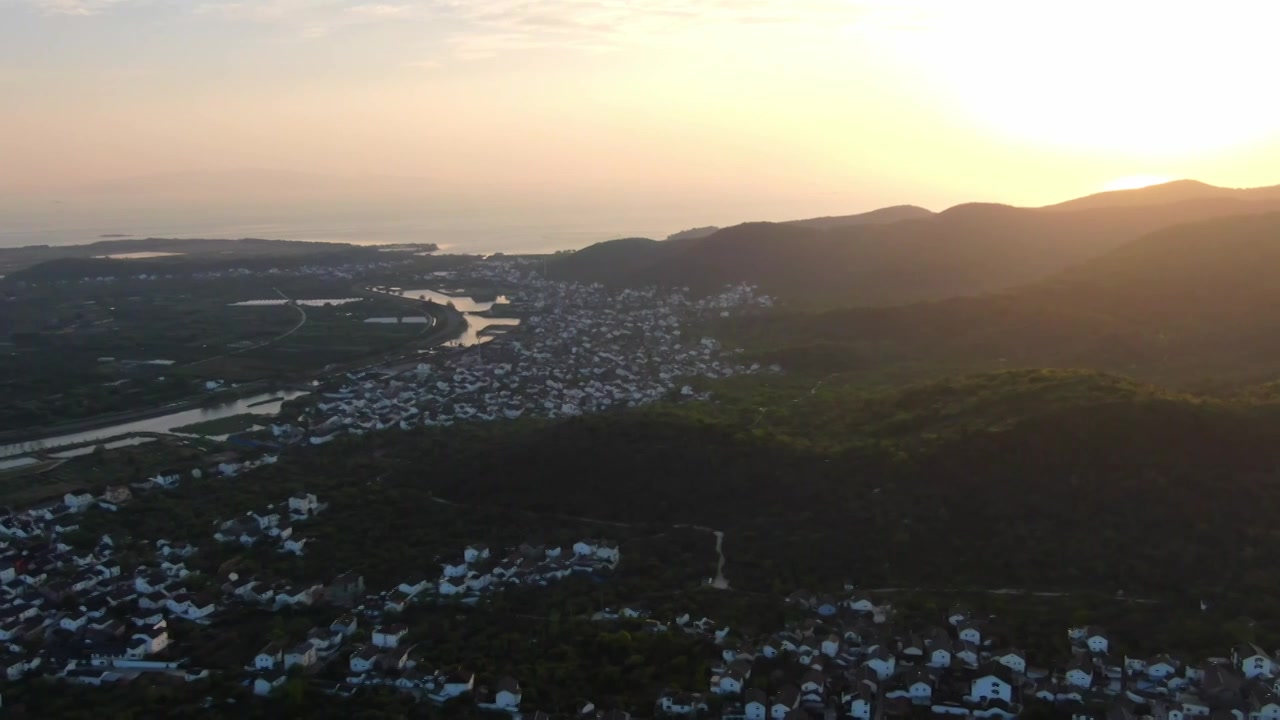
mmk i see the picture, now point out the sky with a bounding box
[3,0,1280,247]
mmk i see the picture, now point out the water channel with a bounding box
[0,390,310,458]
[2,288,522,460]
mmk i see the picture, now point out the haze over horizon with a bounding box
[4,0,1280,249]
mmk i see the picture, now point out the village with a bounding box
[277,268,777,444]
[4,444,1280,720]
[5,262,1277,718]
[0,475,623,708]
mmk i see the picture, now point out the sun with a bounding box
[874,4,1280,157]
[1101,175,1173,192]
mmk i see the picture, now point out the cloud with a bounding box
[347,3,411,17]
[426,0,891,59]
[30,0,139,15]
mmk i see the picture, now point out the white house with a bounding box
[847,595,876,613]
[969,673,1013,704]
[995,649,1027,675]
[132,627,170,656]
[285,641,316,669]
[1066,658,1094,688]
[373,624,408,648]
[63,491,96,512]
[572,540,599,557]
[494,676,522,710]
[464,544,490,564]
[1148,656,1180,680]
[745,690,768,720]
[958,621,984,646]
[439,670,475,700]
[821,635,841,658]
[331,614,358,637]
[864,647,896,680]
[441,560,468,578]
[254,671,287,696]
[398,577,430,596]
[439,577,466,596]
[1236,645,1274,679]
[255,643,283,670]
[4,657,27,681]
[846,690,873,720]
[288,493,319,516]
[596,541,621,565]
[1085,627,1109,654]
[60,614,89,632]
[349,647,380,673]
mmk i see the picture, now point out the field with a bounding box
[0,436,213,505]
[0,271,448,433]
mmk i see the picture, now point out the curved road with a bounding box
[429,495,731,589]
[188,287,307,367]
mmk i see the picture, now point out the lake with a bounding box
[230,298,363,307]
[378,287,521,347]
[94,251,185,259]
[0,390,310,458]
[364,317,431,324]
[393,288,509,313]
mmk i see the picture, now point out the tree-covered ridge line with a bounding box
[714,211,1280,392]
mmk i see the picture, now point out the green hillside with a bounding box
[720,211,1280,388]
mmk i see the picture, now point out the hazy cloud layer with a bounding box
[24,0,891,53]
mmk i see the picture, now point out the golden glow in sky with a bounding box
[2,0,1279,225]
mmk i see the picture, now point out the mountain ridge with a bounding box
[552,181,1280,306]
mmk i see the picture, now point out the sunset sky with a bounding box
[4,0,1280,243]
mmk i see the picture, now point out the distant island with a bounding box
[0,236,440,275]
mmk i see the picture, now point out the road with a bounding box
[430,495,731,590]
[188,287,307,367]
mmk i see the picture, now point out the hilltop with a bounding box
[1041,179,1280,212]
[551,181,1280,306]
[783,204,934,230]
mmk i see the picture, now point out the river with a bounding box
[0,390,310,458]
[2,288,521,459]
[387,288,521,347]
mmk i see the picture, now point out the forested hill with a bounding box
[182,368,1280,598]
[719,211,1280,389]
[550,188,1280,306]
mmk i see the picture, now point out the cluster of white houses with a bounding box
[213,492,324,555]
[279,277,775,444]
[0,517,203,686]
[644,590,1280,720]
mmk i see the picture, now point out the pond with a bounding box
[373,286,521,348]
[447,316,521,347]
[95,251,184,259]
[0,390,310,458]
[364,317,431,324]
[393,288,509,313]
[230,298,364,307]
